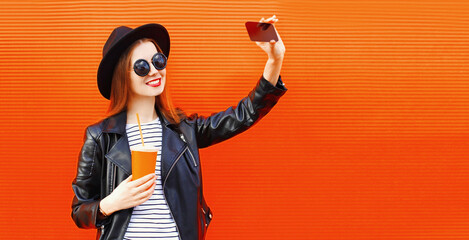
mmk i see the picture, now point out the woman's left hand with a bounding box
[256,15,285,60]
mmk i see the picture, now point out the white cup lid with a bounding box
[130,145,159,152]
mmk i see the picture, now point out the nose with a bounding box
[148,63,164,76]
[148,62,159,76]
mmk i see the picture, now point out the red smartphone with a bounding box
[245,21,278,42]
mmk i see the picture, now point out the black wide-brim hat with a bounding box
[97,23,170,100]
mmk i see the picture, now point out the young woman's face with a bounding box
[129,41,166,99]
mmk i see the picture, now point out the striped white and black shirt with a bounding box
[123,118,180,240]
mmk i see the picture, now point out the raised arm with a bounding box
[190,74,287,148]
[258,15,285,86]
[188,15,287,148]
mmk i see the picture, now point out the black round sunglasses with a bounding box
[133,52,167,77]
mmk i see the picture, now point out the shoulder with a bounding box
[177,109,204,129]
[173,107,194,125]
[83,117,109,141]
[172,108,201,136]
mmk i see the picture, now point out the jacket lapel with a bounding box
[155,107,187,184]
[105,136,132,175]
[102,107,186,179]
[102,111,132,175]
[160,123,186,184]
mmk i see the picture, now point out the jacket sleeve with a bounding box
[71,126,110,228]
[188,74,287,148]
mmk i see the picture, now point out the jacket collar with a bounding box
[102,105,171,135]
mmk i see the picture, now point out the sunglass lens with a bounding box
[134,59,150,77]
[152,53,167,70]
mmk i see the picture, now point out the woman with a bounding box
[71,15,287,240]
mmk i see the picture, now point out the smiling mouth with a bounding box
[146,78,161,87]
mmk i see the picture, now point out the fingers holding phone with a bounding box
[261,15,279,26]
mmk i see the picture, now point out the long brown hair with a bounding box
[105,38,182,124]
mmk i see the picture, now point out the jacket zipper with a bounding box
[101,164,117,232]
[187,147,197,167]
[112,164,117,191]
[109,163,117,193]
[179,133,197,167]
[162,146,187,240]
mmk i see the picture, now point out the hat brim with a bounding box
[97,23,170,100]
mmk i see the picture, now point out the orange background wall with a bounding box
[0,0,468,239]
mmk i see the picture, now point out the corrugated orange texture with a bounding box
[0,0,468,239]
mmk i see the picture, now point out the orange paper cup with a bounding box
[130,145,158,180]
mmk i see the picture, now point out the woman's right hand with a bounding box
[99,173,157,216]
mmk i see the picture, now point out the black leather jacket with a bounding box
[71,75,287,240]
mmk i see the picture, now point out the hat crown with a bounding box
[102,26,133,57]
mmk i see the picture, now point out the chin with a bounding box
[150,85,165,97]
[153,90,164,97]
